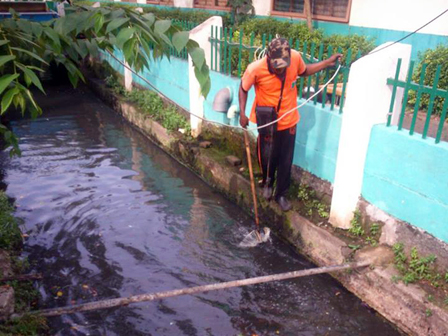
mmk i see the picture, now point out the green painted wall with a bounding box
[363,125,448,242]
[294,102,342,183]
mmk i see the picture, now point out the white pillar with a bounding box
[188,16,223,137]
[174,0,194,7]
[124,61,133,92]
[253,0,271,16]
[329,43,412,229]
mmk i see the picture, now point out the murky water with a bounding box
[0,85,401,336]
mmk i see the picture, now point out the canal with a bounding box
[0,84,401,335]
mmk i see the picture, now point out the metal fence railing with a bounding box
[387,59,448,144]
[209,26,361,113]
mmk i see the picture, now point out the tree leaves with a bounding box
[10,47,48,65]
[105,18,129,34]
[189,47,205,69]
[0,55,15,68]
[1,87,20,114]
[0,3,212,155]
[154,20,171,35]
[15,63,45,93]
[116,28,135,49]
[172,31,189,53]
[0,74,19,96]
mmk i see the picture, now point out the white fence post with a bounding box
[329,43,412,229]
[124,61,133,92]
[188,16,223,138]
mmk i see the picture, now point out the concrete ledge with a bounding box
[85,73,448,336]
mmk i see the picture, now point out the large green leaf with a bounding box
[1,87,20,115]
[105,18,130,34]
[142,13,155,26]
[194,65,211,98]
[154,20,171,35]
[85,39,99,57]
[10,47,48,65]
[31,22,43,38]
[0,40,9,47]
[17,19,33,35]
[189,47,205,69]
[172,31,189,53]
[44,26,60,46]
[116,28,135,49]
[94,12,104,34]
[0,74,19,96]
[122,39,136,63]
[0,55,15,68]
[16,63,45,93]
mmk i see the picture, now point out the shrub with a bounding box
[408,44,448,118]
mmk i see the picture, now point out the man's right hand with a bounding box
[239,114,249,128]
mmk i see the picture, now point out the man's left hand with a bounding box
[326,53,343,67]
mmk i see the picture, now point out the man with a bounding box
[239,37,341,211]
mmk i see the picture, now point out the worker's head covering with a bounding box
[267,37,291,69]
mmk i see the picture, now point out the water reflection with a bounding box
[0,85,401,336]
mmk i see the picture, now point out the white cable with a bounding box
[106,49,341,132]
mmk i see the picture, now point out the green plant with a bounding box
[365,236,377,247]
[408,44,448,118]
[348,244,361,251]
[348,210,364,237]
[0,192,22,251]
[370,223,380,236]
[425,309,433,317]
[392,243,438,286]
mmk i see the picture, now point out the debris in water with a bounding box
[239,227,271,248]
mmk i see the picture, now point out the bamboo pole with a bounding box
[243,129,261,240]
[16,261,370,318]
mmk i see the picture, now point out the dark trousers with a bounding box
[257,125,296,199]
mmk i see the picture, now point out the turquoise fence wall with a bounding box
[294,102,342,183]
[132,57,190,112]
[362,125,448,242]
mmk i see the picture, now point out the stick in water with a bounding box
[14,261,370,318]
[243,129,261,241]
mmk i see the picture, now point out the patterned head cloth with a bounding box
[267,38,291,69]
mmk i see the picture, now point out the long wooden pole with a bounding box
[243,130,260,229]
[16,261,370,318]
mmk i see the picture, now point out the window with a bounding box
[272,0,352,23]
[194,0,229,10]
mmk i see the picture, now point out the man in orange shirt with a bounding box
[239,38,341,211]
